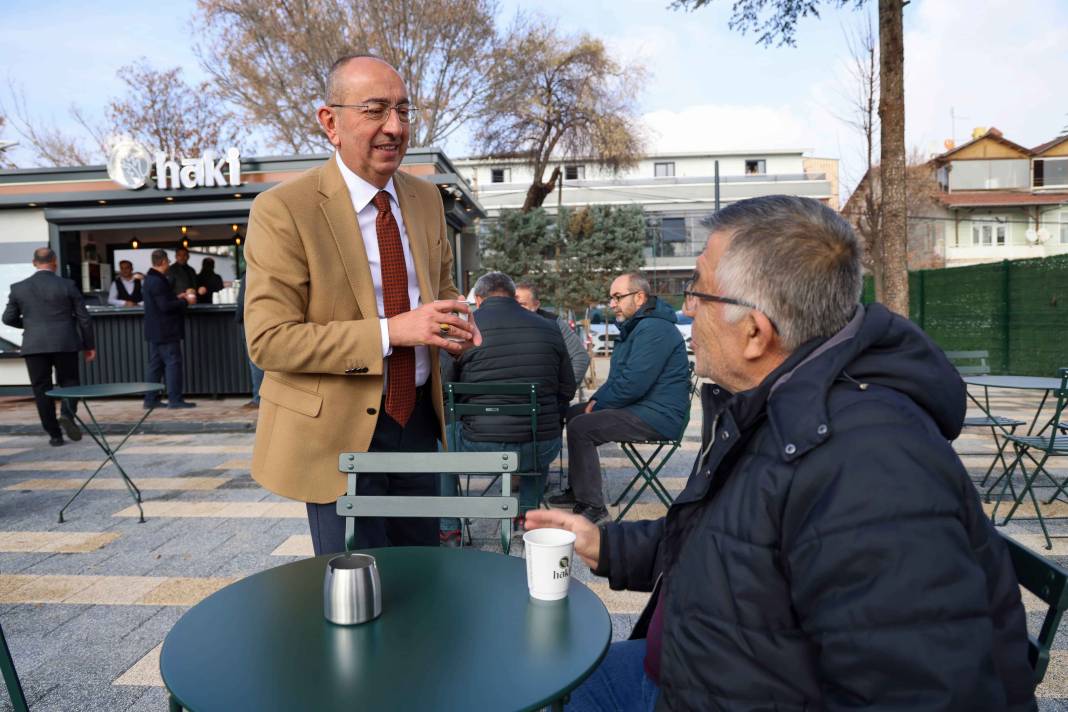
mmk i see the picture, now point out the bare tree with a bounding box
[0,116,17,168]
[103,59,242,158]
[671,0,910,317]
[835,16,883,294]
[478,19,646,212]
[3,82,96,166]
[193,0,498,152]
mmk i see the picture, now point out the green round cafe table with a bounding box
[46,382,166,524]
[160,547,612,712]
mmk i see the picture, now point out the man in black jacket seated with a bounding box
[526,195,1035,711]
[442,272,575,520]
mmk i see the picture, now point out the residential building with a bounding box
[454,150,838,294]
[936,129,1068,266]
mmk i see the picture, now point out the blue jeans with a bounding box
[144,341,184,404]
[566,639,659,712]
[439,424,561,531]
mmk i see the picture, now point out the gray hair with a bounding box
[150,249,169,267]
[620,272,651,296]
[473,272,516,299]
[32,247,56,264]
[700,195,862,351]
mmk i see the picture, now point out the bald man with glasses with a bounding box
[547,272,690,523]
[244,54,479,555]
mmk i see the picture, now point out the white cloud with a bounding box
[642,104,815,153]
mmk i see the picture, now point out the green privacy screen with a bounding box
[861,254,1068,375]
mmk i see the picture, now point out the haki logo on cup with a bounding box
[554,556,571,580]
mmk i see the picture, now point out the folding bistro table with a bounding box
[46,382,165,523]
[161,547,612,712]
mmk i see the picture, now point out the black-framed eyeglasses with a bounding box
[683,277,778,331]
[609,290,640,304]
[328,102,418,123]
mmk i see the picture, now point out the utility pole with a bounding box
[714,160,721,212]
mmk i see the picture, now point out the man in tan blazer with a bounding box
[244,55,478,554]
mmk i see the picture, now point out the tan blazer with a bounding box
[244,157,461,503]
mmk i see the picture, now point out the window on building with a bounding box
[661,217,686,243]
[654,162,675,177]
[490,168,507,183]
[744,159,766,175]
[1034,158,1068,188]
[564,164,585,180]
[971,218,1007,247]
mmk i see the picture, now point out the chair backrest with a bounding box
[945,350,991,376]
[336,451,519,551]
[445,382,540,472]
[673,362,700,442]
[1041,367,1068,450]
[1003,533,1068,684]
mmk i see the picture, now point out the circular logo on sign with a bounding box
[106,135,153,190]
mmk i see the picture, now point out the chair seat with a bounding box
[963,415,1025,427]
[621,439,674,446]
[1005,435,1068,452]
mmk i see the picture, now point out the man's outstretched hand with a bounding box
[387,300,482,355]
[524,509,602,569]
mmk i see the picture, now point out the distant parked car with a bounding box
[584,306,619,355]
[675,311,693,354]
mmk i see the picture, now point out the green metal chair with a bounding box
[445,382,542,503]
[1003,533,1068,685]
[947,350,1025,488]
[610,363,698,522]
[1,620,29,712]
[337,451,519,553]
[993,368,1068,549]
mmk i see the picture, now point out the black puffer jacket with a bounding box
[597,304,1035,711]
[443,296,576,442]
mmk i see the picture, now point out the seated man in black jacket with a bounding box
[526,195,1035,711]
[442,272,575,521]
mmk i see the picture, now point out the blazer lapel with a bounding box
[394,171,433,306]
[318,157,378,318]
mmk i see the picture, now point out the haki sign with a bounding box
[105,135,243,190]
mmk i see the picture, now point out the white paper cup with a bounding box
[523,528,577,601]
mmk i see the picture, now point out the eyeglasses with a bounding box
[683,276,779,332]
[328,102,418,123]
[609,290,639,304]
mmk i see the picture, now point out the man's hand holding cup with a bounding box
[387,299,482,355]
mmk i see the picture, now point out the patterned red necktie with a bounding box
[372,191,415,426]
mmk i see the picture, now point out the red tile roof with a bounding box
[937,191,1068,207]
[1032,135,1068,155]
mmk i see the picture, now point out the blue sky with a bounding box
[3,0,1067,195]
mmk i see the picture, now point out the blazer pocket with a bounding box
[260,376,323,417]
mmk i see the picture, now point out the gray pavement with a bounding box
[0,371,1064,709]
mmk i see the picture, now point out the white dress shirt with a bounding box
[335,154,429,386]
[107,277,139,306]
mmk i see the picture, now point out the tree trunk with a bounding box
[877,0,908,316]
[522,166,561,212]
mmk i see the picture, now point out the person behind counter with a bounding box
[195,258,224,304]
[107,260,143,307]
[168,247,198,297]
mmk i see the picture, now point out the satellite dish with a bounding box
[1026,228,1039,243]
[1037,228,1052,244]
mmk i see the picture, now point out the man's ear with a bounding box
[317,107,340,146]
[741,310,778,361]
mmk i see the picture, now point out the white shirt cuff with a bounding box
[380,318,392,358]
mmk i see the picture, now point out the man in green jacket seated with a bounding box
[548,272,690,523]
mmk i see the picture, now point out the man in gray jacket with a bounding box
[3,247,96,446]
[515,280,589,388]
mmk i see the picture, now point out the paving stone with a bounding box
[136,577,235,606]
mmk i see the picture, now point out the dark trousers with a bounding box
[566,402,663,508]
[144,341,183,404]
[24,352,79,438]
[306,385,440,555]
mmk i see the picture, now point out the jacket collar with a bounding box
[316,154,432,320]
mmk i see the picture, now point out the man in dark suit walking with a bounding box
[143,249,197,409]
[2,247,96,446]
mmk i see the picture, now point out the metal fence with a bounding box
[862,254,1068,375]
